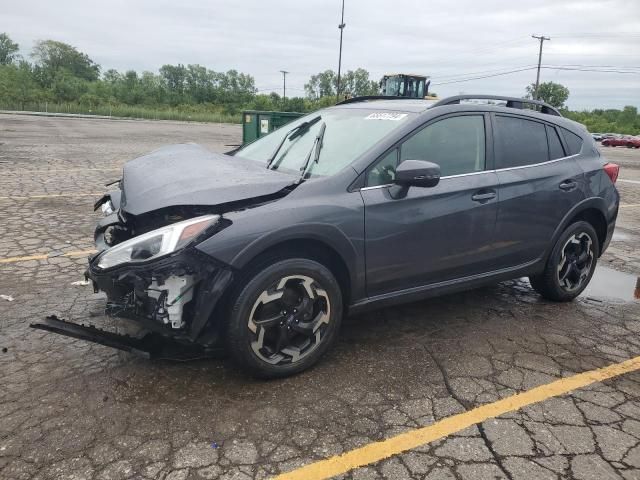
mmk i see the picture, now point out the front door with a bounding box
[361,113,499,297]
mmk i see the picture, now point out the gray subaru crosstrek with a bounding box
[34,95,620,378]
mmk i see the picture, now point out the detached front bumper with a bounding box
[85,248,234,346]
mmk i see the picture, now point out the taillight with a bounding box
[603,163,620,184]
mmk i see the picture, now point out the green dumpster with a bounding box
[242,110,304,145]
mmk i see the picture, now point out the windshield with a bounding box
[237,108,414,178]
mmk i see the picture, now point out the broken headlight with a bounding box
[96,215,219,269]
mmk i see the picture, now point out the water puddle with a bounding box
[581,266,639,302]
[612,231,633,242]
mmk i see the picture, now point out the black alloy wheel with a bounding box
[556,232,594,293]
[247,274,331,365]
[529,221,599,302]
[226,258,342,378]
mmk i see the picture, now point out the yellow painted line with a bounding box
[274,355,640,480]
[0,249,96,264]
[0,193,102,200]
[620,203,640,209]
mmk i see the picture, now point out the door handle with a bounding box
[471,190,497,202]
[559,180,577,191]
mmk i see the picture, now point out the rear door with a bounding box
[492,114,585,268]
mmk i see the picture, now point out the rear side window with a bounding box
[494,115,548,168]
[547,125,565,160]
[561,128,583,155]
[400,115,486,176]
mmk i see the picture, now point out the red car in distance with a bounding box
[602,135,640,148]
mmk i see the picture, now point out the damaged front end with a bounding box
[87,214,234,345]
[31,144,297,356]
[32,212,235,357]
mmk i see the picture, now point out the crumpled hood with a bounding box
[120,144,296,216]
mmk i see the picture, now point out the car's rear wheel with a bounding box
[225,258,343,378]
[627,143,634,148]
[529,221,599,302]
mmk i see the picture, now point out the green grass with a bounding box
[0,103,241,124]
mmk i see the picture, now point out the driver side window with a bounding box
[401,115,486,177]
[365,115,486,187]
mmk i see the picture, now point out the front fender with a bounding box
[194,195,366,302]
[234,221,359,270]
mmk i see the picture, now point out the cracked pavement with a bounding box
[1,114,640,480]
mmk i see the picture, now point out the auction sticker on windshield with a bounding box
[364,112,408,121]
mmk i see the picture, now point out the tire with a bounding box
[529,221,599,302]
[627,143,634,149]
[225,258,343,378]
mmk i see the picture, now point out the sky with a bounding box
[3,0,639,109]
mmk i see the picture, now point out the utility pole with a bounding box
[336,0,346,103]
[279,70,289,103]
[532,34,550,100]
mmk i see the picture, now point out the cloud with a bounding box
[3,0,639,108]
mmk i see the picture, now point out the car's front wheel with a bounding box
[529,221,599,302]
[225,258,343,378]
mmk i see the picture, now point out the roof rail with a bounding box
[336,95,430,105]
[432,95,562,117]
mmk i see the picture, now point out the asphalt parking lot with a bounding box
[1,113,640,480]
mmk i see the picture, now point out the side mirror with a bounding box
[394,160,441,188]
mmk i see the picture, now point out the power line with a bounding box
[258,66,638,93]
[544,53,640,58]
[430,65,537,81]
[542,66,640,74]
[431,64,640,87]
[543,63,640,70]
[431,61,639,83]
[549,32,640,39]
[432,67,537,85]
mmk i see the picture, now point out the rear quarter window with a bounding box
[494,115,548,168]
[547,125,566,160]
[561,128,583,156]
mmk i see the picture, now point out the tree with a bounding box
[102,69,121,83]
[619,105,638,125]
[32,40,100,84]
[305,68,379,100]
[525,81,569,108]
[341,68,378,97]
[304,70,337,99]
[0,33,19,65]
[0,61,44,108]
[51,70,88,102]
